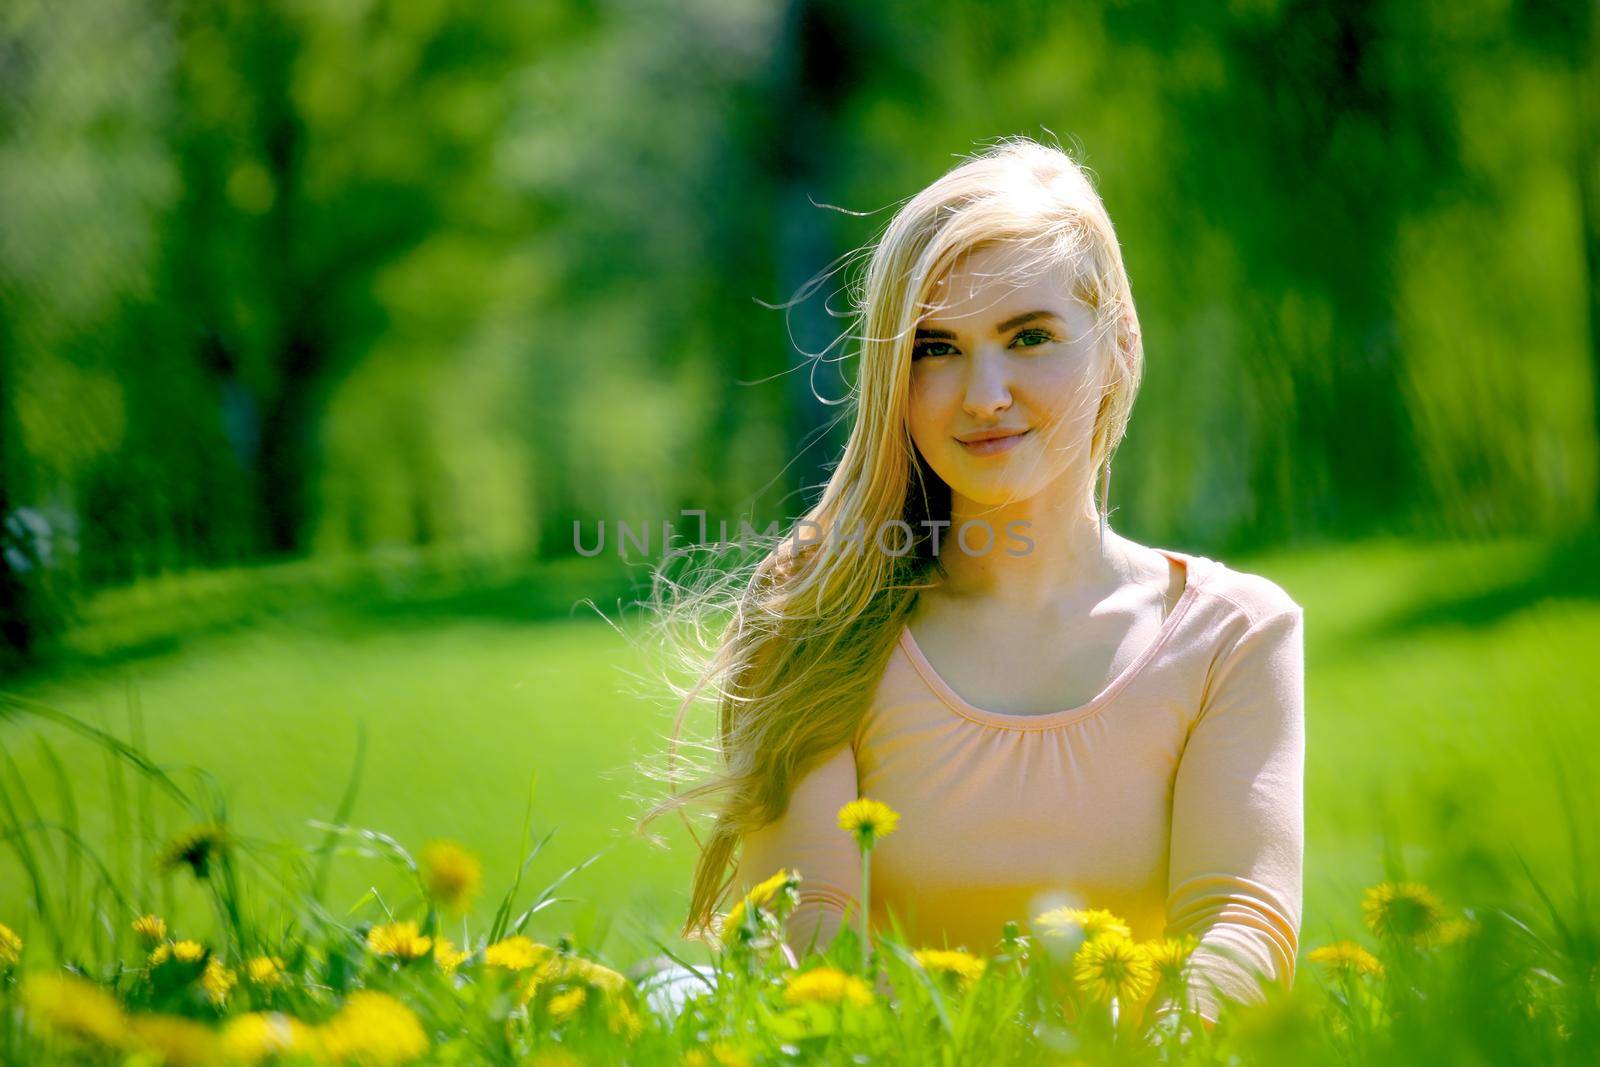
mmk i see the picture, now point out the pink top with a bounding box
[732,548,1306,1023]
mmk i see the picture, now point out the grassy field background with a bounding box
[2,534,1597,970]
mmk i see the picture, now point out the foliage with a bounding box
[2,0,1596,669]
[0,699,1596,1064]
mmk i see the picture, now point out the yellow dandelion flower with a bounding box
[516,968,555,1005]
[245,955,286,987]
[1073,933,1156,1005]
[366,920,433,961]
[316,990,427,1065]
[783,966,875,1007]
[547,986,588,1023]
[483,934,555,971]
[433,937,469,974]
[221,1012,313,1064]
[201,957,237,1004]
[836,798,899,846]
[516,953,628,1005]
[0,921,21,967]
[21,972,128,1047]
[131,914,167,945]
[1428,916,1477,948]
[685,1043,753,1067]
[156,823,229,879]
[564,956,628,996]
[1033,906,1133,945]
[609,996,644,1041]
[419,840,483,914]
[913,948,987,989]
[128,1013,220,1066]
[1143,934,1198,992]
[153,940,206,967]
[1307,940,1385,978]
[1362,881,1444,943]
[724,868,799,932]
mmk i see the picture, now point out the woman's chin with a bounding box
[943,479,1041,509]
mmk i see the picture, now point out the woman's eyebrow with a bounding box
[914,309,1062,340]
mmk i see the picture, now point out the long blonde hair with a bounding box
[632,134,1146,943]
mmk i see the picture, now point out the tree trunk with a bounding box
[0,332,36,670]
[1578,0,1600,525]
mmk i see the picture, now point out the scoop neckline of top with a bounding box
[897,547,1214,731]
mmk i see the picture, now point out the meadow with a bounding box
[1,533,1597,1062]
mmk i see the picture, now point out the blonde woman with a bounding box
[636,136,1305,1032]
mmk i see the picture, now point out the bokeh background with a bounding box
[1,0,1597,968]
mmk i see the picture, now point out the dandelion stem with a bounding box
[859,842,872,972]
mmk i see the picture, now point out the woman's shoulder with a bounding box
[1181,549,1303,627]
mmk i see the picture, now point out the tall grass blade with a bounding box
[310,721,367,907]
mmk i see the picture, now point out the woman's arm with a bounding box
[730,741,863,956]
[1165,605,1306,1026]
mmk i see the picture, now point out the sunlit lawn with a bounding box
[2,533,1597,970]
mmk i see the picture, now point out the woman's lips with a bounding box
[957,429,1030,456]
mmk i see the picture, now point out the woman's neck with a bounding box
[937,479,1140,611]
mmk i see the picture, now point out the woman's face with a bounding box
[906,242,1109,509]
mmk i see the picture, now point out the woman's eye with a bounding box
[1010,328,1055,349]
[912,342,957,360]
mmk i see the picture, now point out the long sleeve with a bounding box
[1165,605,1305,1024]
[731,741,862,956]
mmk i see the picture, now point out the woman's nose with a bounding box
[962,349,1012,419]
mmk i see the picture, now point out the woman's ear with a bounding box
[1097,341,1120,400]
[1118,308,1141,360]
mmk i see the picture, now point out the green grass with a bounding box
[1,597,695,965]
[2,533,1597,972]
[1261,533,1600,942]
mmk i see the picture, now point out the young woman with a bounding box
[636,136,1305,1030]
